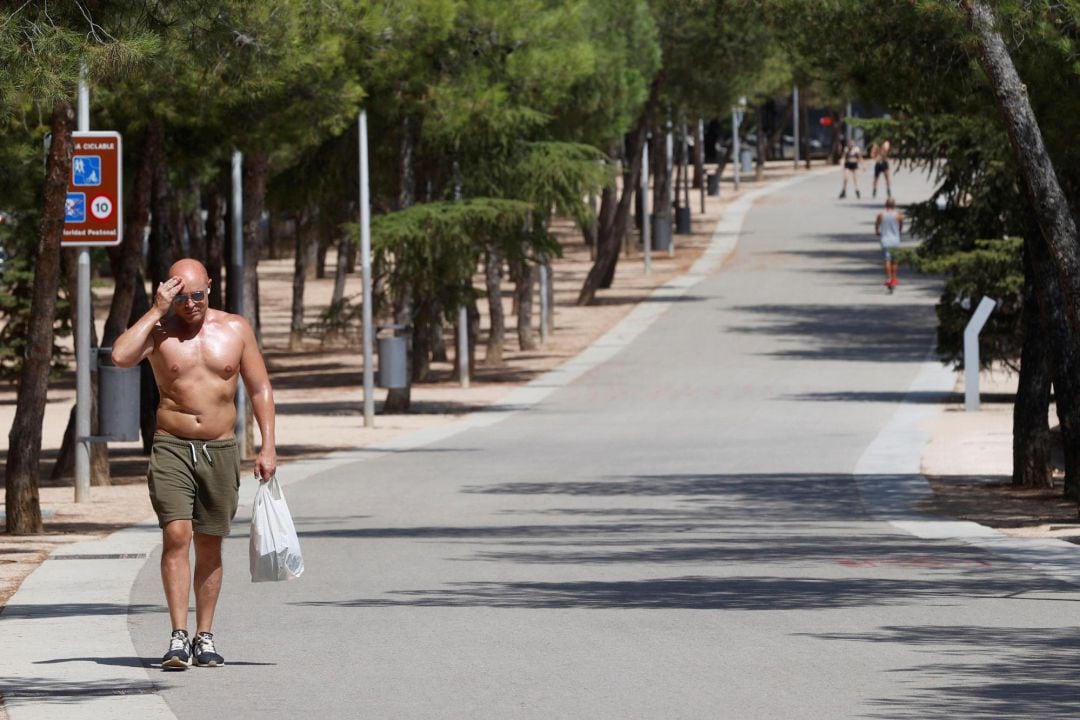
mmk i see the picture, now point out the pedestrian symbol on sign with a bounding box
[72,156,101,186]
[65,193,86,223]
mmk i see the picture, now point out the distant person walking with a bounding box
[112,258,277,670]
[875,197,904,292]
[839,139,862,199]
[872,139,892,199]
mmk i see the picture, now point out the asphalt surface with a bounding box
[125,169,1080,719]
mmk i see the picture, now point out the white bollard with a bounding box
[964,296,997,411]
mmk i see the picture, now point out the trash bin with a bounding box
[98,347,140,441]
[377,324,410,389]
[739,148,753,173]
[706,173,720,196]
[675,206,691,235]
[650,214,672,252]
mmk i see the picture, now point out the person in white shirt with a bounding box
[875,198,904,291]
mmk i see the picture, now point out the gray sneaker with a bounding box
[162,629,191,670]
[193,632,225,667]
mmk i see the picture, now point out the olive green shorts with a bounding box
[148,434,241,536]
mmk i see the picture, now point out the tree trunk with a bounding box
[384,115,418,412]
[484,247,506,366]
[169,187,186,260]
[315,237,329,279]
[1029,224,1080,497]
[964,0,1080,497]
[769,102,793,160]
[6,101,73,534]
[242,151,269,346]
[186,181,206,262]
[756,106,766,182]
[206,187,226,310]
[104,121,156,346]
[652,122,671,223]
[289,207,313,352]
[410,300,436,382]
[801,90,811,169]
[692,120,705,189]
[430,309,448,363]
[514,259,537,351]
[543,256,554,336]
[331,234,349,307]
[583,192,598,248]
[579,76,660,304]
[147,124,172,288]
[1013,243,1053,487]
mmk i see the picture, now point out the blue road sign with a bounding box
[72,156,101,186]
[65,193,86,223]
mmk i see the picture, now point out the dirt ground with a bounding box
[2,159,1072,616]
[919,365,1080,542]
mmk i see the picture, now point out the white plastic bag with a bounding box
[249,476,304,582]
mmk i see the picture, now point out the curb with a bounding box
[855,357,1080,584]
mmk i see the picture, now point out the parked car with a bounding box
[730,134,828,160]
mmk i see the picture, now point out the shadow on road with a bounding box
[801,624,1080,718]
[729,303,937,362]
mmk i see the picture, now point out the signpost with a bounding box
[63,74,123,502]
[62,132,123,247]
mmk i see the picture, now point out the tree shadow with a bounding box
[800,625,1080,718]
[782,390,1015,405]
[728,303,936,362]
[292,573,1065,612]
[0,676,160,702]
[0,603,166,620]
[463,472,871,521]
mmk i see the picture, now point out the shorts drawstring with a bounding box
[188,442,214,467]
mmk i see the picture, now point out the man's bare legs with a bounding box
[161,520,224,633]
[193,533,223,634]
[162,520,193,631]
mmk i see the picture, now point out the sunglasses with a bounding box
[173,290,208,305]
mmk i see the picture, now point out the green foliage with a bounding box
[0,2,158,119]
[366,198,540,317]
[0,231,72,382]
[903,238,1024,370]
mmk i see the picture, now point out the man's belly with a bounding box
[156,405,237,441]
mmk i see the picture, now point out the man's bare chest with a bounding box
[154,331,243,381]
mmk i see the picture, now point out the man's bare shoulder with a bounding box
[207,310,255,337]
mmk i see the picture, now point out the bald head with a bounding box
[168,259,209,287]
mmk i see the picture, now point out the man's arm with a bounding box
[897,212,905,234]
[875,213,883,235]
[237,317,277,481]
[111,276,181,367]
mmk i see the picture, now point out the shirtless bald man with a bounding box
[112,258,276,670]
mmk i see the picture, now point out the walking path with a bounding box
[6,168,1080,718]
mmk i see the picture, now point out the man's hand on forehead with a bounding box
[154,276,186,312]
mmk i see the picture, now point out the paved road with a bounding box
[130,169,1080,719]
